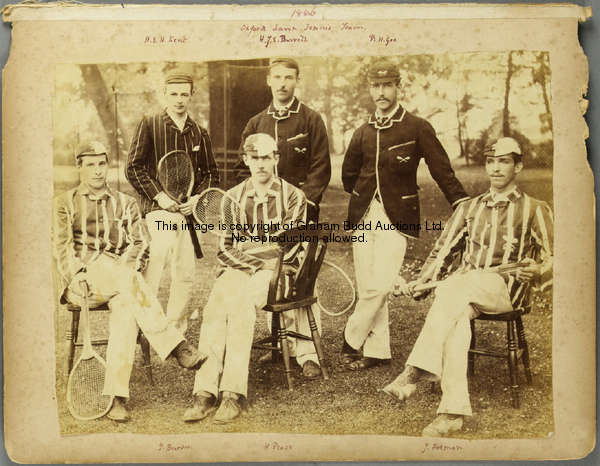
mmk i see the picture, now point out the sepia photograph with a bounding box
[3,3,593,462]
[53,53,554,439]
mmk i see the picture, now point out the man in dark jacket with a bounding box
[340,58,469,371]
[240,58,331,379]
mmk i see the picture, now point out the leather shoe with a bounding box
[172,342,207,370]
[422,414,464,437]
[302,360,322,379]
[213,392,242,424]
[183,392,217,422]
[107,396,130,422]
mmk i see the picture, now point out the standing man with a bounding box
[341,59,470,371]
[183,133,307,424]
[126,71,220,334]
[53,142,206,422]
[240,57,331,378]
[383,137,553,436]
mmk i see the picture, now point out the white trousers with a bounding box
[406,270,513,416]
[193,269,272,398]
[145,210,198,334]
[66,254,183,398]
[345,200,407,359]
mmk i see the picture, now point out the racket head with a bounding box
[66,353,114,420]
[194,188,246,238]
[316,259,356,317]
[157,150,194,202]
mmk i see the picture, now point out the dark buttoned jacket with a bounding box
[342,105,469,238]
[241,97,331,208]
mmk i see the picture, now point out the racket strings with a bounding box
[194,189,246,237]
[157,152,193,202]
[315,260,356,316]
[67,357,112,419]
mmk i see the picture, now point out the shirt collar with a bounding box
[163,108,192,132]
[76,183,114,201]
[481,186,522,206]
[267,97,301,120]
[244,177,282,200]
[368,104,406,129]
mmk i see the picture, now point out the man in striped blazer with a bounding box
[126,72,220,334]
[383,137,554,437]
[53,142,206,422]
[184,133,307,424]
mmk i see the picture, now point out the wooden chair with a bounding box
[468,305,532,408]
[252,237,330,390]
[65,302,153,384]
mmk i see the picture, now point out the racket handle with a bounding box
[185,215,203,259]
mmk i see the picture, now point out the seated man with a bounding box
[184,133,307,424]
[53,141,206,423]
[383,137,553,437]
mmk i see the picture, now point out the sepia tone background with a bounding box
[3,3,594,462]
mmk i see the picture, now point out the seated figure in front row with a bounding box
[184,133,307,424]
[385,137,554,437]
[53,142,206,423]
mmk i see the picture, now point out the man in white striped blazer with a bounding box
[184,133,307,424]
[53,142,206,422]
[383,137,554,437]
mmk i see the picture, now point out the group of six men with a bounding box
[53,57,553,436]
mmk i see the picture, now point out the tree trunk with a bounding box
[502,51,514,137]
[456,99,467,165]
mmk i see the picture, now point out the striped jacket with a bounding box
[419,187,554,310]
[217,177,307,275]
[126,109,220,215]
[52,184,150,300]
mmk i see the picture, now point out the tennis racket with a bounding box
[315,259,357,316]
[193,187,250,239]
[394,261,530,296]
[66,281,114,420]
[157,150,203,259]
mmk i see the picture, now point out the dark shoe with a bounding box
[302,360,322,379]
[346,356,390,371]
[340,338,361,366]
[213,392,242,424]
[258,352,274,364]
[172,341,207,370]
[183,392,217,422]
[422,414,464,437]
[107,396,130,422]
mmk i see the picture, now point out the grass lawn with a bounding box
[55,164,554,439]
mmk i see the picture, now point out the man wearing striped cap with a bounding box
[53,142,206,422]
[126,71,220,334]
[383,137,554,437]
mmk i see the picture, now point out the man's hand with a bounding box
[179,194,199,216]
[392,275,412,297]
[515,258,541,283]
[154,191,179,213]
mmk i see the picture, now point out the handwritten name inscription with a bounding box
[421,442,464,454]
[264,441,293,451]
[145,35,188,44]
[157,442,192,452]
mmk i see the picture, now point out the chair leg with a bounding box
[516,317,532,384]
[139,333,153,385]
[278,314,293,391]
[507,321,520,409]
[306,306,329,380]
[468,320,476,376]
[271,312,282,363]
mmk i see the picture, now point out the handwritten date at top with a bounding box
[291,7,316,18]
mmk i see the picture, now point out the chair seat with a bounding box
[263,296,318,313]
[67,303,110,311]
[472,309,522,321]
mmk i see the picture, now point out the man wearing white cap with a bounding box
[382,137,554,436]
[53,141,207,422]
[184,133,307,424]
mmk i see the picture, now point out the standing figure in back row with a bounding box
[340,58,469,371]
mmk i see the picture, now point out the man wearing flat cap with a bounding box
[340,58,470,371]
[240,57,330,379]
[53,141,207,422]
[382,136,553,436]
[184,133,307,424]
[126,71,220,334]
